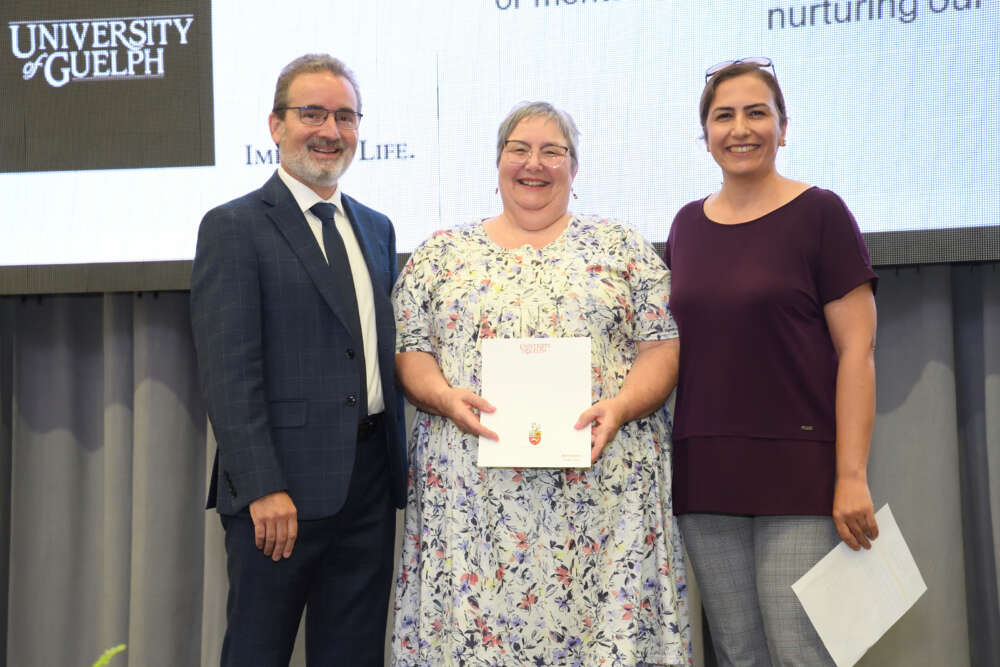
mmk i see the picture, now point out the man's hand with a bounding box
[248,491,298,561]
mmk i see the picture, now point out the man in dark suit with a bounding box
[190,53,406,666]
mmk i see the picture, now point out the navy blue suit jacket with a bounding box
[191,172,406,519]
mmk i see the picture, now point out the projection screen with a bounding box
[1,0,997,293]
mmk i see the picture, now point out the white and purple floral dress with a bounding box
[390,215,690,666]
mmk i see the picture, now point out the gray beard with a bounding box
[282,145,352,188]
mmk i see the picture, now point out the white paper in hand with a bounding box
[792,504,927,667]
[478,337,591,468]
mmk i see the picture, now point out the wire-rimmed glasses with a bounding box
[277,106,363,130]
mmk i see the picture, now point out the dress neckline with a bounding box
[477,214,578,253]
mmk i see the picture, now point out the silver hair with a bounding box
[495,101,580,172]
[272,53,362,117]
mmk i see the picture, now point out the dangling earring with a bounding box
[572,189,578,200]
[495,186,499,195]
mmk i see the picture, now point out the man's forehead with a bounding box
[288,72,355,100]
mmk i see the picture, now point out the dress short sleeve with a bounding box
[620,224,678,342]
[815,191,878,304]
[392,232,449,354]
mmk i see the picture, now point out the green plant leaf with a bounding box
[92,644,127,667]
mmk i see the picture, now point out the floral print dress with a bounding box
[390,215,690,666]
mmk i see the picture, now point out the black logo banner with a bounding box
[1,0,213,173]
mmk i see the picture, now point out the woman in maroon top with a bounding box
[664,59,879,666]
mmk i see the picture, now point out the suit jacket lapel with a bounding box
[342,194,396,375]
[261,174,361,341]
[341,195,385,294]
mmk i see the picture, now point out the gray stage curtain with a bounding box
[1,263,998,666]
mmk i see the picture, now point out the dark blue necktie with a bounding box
[310,202,368,418]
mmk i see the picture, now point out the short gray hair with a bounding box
[496,101,580,172]
[272,54,362,118]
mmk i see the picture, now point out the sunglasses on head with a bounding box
[705,57,776,81]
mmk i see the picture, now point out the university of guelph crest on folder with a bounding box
[478,337,591,468]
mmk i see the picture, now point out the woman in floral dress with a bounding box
[390,102,690,666]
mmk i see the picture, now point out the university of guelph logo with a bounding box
[528,423,542,446]
[9,15,195,88]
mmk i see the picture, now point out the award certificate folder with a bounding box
[791,504,927,667]
[478,337,592,468]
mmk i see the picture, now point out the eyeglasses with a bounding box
[277,105,363,130]
[705,57,776,81]
[501,140,570,168]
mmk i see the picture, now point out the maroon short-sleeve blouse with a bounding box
[664,187,877,515]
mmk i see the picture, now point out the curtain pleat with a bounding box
[99,294,134,657]
[8,294,111,665]
[951,265,1000,666]
[864,266,970,666]
[0,298,13,661]
[985,267,1000,596]
[127,293,206,666]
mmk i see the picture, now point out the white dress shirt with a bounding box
[277,166,384,416]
